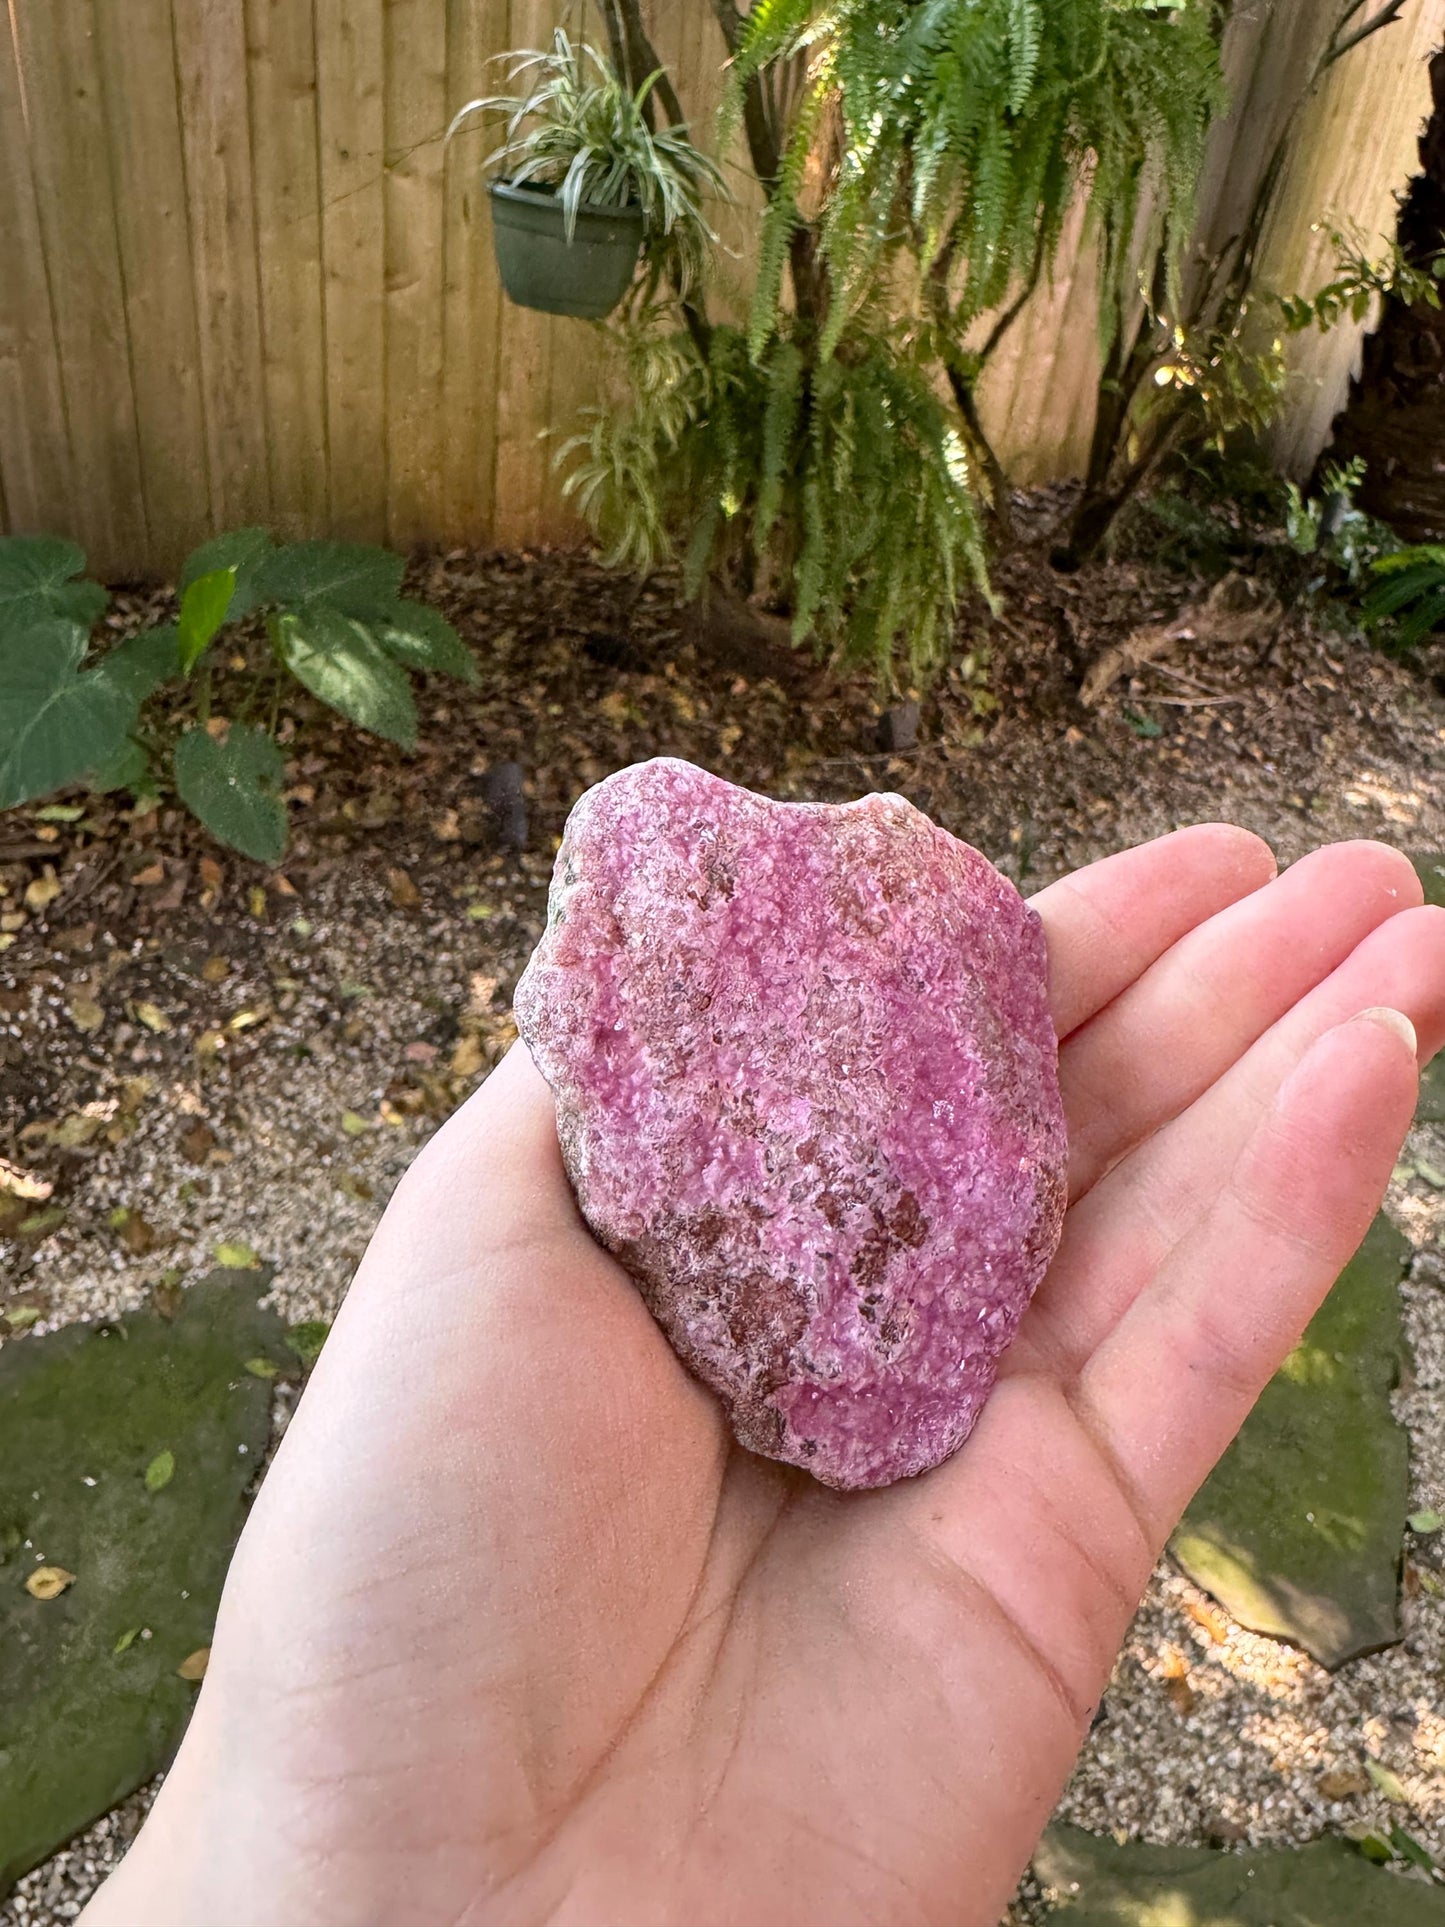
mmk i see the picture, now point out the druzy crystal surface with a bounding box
[514,759,1066,1489]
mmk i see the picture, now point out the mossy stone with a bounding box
[1170,1214,1412,1667]
[0,1273,287,1896]
[1035,1825,1445,1923]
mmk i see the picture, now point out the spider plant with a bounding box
[447,29,726,295]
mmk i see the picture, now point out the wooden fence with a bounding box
[0,0,1441,580]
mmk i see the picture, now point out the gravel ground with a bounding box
[3,537,1444,1922]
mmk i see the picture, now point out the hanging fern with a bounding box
[733,0,1223,345]
[560,0,1222,688]
[561,322,987,687]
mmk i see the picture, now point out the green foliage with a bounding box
[563,321,988,684]
[177,570,237,675]
[0,532,478,859]
[0,621,135,815]
[1363,544,1445,649]
[0,538,108,642]
[555,0,1219,684]
[173,726,289,866]
[1276,223,1445,335]
[732,0,1222,346]
[447,29,726,293]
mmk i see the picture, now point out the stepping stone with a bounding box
[0,1272,288,1897]
[1170,1213,1412,1666]
[1035,1823,1445,1922]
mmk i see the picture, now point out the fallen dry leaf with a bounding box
[177,1646,211,1681]
[24,869,61,912]
[180,1121,217,1163]
[25,1566,76,1601]
[0,1158,53,1202]
[1164,1674,1197,1718]
[132,861,165,887]
[199,856,224,891]
[135,1001,172,1034]
[67,993,104,1034]
[48,1112,105,1150]
[201,956,231,984]
[1318,1768,1370,1800]
[248,886,267,919]
[450,1034,486,1080]
[387,867,421,910]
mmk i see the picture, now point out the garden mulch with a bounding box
[3,518,1444,1922]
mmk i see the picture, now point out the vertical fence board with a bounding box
[245,0,330,539]
[172,0,271,535]
[0,14,74,537]
[441,0,507,539]
[384,0,449,548]
[492,0,560,547]
[316,0,387,540]
[10,0,147,575]
[92,0,211,569]
[3,0,1444,572]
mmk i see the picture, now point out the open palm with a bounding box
[83,829,1445,1927]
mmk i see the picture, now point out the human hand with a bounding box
[80,830,1445,1927]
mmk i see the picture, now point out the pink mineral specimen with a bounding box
[514,758,1066,1489]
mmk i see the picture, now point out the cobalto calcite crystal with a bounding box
[514,759,1066,1489]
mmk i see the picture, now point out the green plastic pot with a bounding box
[487,179,645,320]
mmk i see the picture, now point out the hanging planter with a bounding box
[487,179,645,321]
[447,27,725,325]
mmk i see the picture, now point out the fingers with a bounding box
[1068,1009,1418,1546]
[1060,840,1421,1198]
[1032,825,1276,1040]
[1018,902,1445,1379]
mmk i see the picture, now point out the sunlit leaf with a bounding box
[177,570,238,674]
[274,607,417,748]
[143,1451,175,1493]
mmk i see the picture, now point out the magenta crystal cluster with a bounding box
[514,759,1066,1489]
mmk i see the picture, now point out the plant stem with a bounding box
[600,0,712,347]
[196,663,212,729]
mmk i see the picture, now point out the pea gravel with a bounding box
[4,541,1445,1923]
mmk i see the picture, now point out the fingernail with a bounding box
[1356,1006,1418,1056]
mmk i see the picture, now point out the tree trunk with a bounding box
[1323,46,1445,540]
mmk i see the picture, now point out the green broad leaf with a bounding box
[92,624,181,707]
[173,726,288,866]
[371,600,479,683]
[1408,1508,1444,1534]
[177,570,238,674]
[1171,1214,1412,1668]
[0,622,135,813]
[274,606,417,748]
[253,541,405,619]
[0,537,108,642]
[89,737,151,798]
[178,528,274,621]
[143,1450,175,1493]
[1032,1824,1445,1924]
[0,1273,283,1898]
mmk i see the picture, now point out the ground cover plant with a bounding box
[0,535,477,865]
